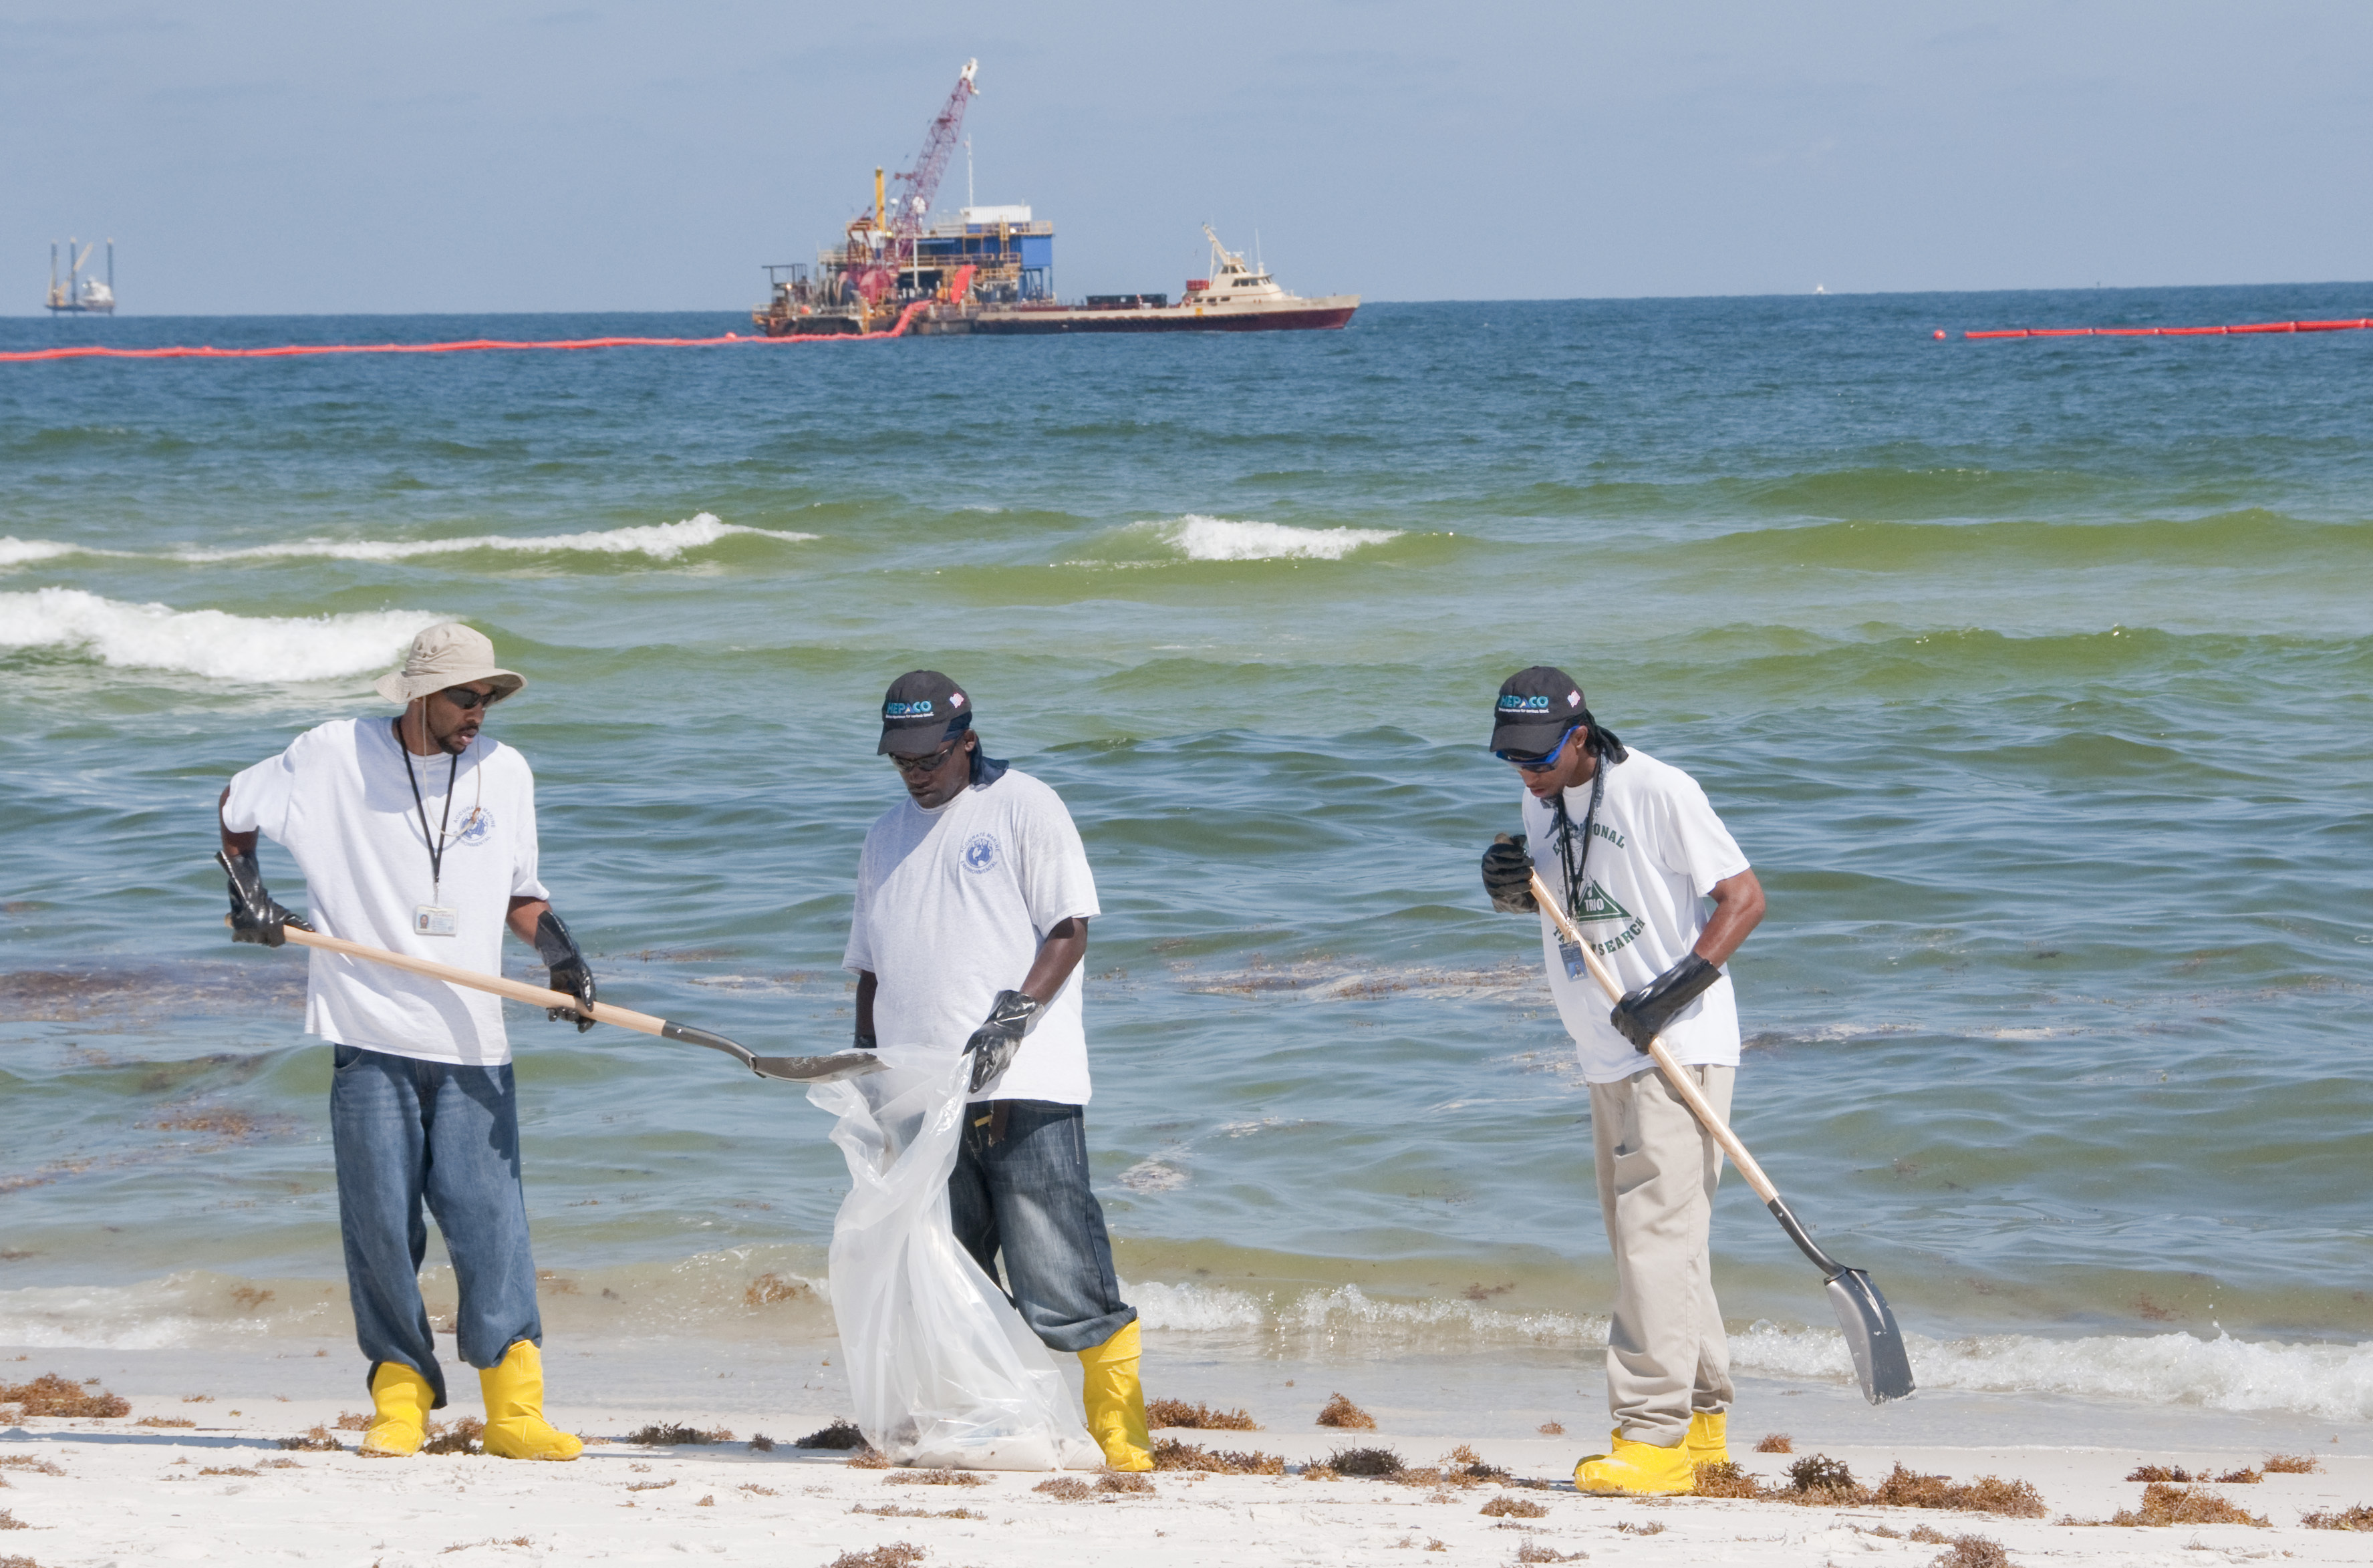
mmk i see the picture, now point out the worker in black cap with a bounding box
[840,671,1150,1471]
[1478,667,1766,1496]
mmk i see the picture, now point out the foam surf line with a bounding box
[166,514,817,565]
[0,587,441,683]
[1153,515,1401,561]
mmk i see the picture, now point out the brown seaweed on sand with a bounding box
[1754,1432,1794,1453]
[2107,1482,2269,1528]
[623,1422,732,1446]
[2263,1452,2321,1474]
[1151,1438,1286,1475]
[1480,1495,1547,1518]
[1146,1398,1259,1430]
[0,1373,130,1419]
[887,1468,984,1486]
[2299,1503,2373,1530]
[1314,1392,1377,1429]
[825,1547,925,1568]
[797,1419,868,1449]
[1320,1445,1404,1478]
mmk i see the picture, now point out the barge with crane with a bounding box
[753,61,1355,339]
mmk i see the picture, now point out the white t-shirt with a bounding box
[221,718,548,1066]
[1518,747,1754,1084]
[843,768,1102,1105]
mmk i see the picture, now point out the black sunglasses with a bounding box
[891,739,964,775]
[437,685,505,711]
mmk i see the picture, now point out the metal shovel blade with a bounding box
[748,1051,887,1084]
[1826,1266,1917,1404]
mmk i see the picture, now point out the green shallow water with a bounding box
[3,289,2370,1418]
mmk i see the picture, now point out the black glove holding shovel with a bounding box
[217,849,313,947]
[531,911,598,1032]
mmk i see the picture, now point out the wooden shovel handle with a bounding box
[268,922,670,1039]
[1528,871,1781,1204]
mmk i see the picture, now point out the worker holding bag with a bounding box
[842,671,1150,1472]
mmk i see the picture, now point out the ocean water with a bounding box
[3,287,2370,1429]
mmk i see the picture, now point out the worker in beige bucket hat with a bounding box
[214,619,593,1462]
[373,621,527,706]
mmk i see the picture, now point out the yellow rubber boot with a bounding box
[1686,1409,1729,1466]
[478,1340,583,1462]
[1076,1320,1153,1472]
[1575,1429,1696,1495]
[360,1360,434,1458]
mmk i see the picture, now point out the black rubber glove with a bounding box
[532,911,597,1032]
[962,988,1042,1094]
[1609,952,1721,1052]
[1481,832,1536,913]
[217,848,312,947]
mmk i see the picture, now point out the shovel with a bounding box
[236,919,883,1084]
[1529,871,1915,1404]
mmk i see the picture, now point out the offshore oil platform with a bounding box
[754,61,1356,338]
[45,239,116,315]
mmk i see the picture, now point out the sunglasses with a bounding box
[891,739,964,775]
[1496,727,1580,773]
[436,685,505,711]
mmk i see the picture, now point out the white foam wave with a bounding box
[1148,514,1401,562]
[170,512,815,564]
[0,536,104,568]
[0,587,443,683]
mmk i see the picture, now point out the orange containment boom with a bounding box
[0,301,934,364]
[1962,317,2372,340]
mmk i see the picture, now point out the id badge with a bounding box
[1557,936,1586,979]
[413,904,458,938]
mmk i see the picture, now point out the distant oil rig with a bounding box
[754,61,1355,338]
[46,239,116,315]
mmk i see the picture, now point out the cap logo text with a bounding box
[884,700,936,717]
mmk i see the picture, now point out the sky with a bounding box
[5,1,2371,314]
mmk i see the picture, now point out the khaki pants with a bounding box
[1590,1062,1734,1447]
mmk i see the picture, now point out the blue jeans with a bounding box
[948,1099,1136,1354]
[330,1044,543,1409]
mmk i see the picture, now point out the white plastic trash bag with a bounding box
[808,1048,1103,1470]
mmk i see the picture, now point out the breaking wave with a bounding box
[172,512,815,563]
[1131,1281,2373,1420]
[1149,515,1401,562]
[0,587,442,683]
[0,514,813,569]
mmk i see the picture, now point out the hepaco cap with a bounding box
[877,670,971,756]
[1489,665,1588,756]
[373,623,527,706]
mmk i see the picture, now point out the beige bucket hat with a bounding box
[373,622,527,705]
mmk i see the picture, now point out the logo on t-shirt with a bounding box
[456,808,494,846]
[961,833,1000,873]
[1572,879,1631,923]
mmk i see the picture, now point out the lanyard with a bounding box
[398,728,461,898]
[1549,763,1605,923]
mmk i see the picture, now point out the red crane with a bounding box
[847,59,979,307]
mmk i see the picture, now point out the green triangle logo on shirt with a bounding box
[1574,879,1631,924]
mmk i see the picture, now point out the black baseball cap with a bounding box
[877,671,973,756]
[1489,666,1588,756]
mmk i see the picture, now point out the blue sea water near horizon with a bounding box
[3,285,2369,1431]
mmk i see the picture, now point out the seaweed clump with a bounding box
[1315,1392,1377,1430]
[1151,1438,1287,1475]
[1921,1532,2011,1568]
[421,1416,484,1455]
[1755,1433,1794,1454]
[797,1420,869,1450]
[1787,1454,1866,1505]
[1872,1466,2047,1519]
[1322,1445,1405,1478]
[0,1373,130,1419]
[823,1547,925,1568]
[2299,1503,2373,1530]
[277,1425,343,1452]
[1146,1398,1259,1431]
[624,1422,733,1446]
[1480,1495,1547,1519]
[2108,1482,2269,1528]
[2263,1453,2321,1474]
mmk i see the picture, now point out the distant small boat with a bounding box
[47,239,116,315]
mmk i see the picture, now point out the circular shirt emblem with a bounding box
[961,833,1000,873]
[456,808,494,846]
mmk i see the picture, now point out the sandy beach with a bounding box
[7,1350,2368,1568]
